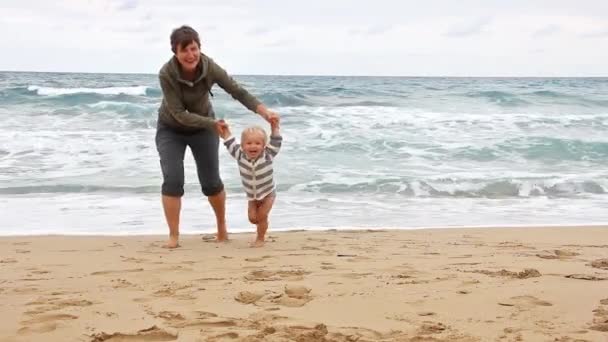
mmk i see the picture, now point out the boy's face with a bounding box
[242,132,266,159]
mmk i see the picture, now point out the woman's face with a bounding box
[175,41,200,72]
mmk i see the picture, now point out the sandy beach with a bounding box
[1,226,607,341]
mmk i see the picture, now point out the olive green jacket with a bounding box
[157,54,261,131]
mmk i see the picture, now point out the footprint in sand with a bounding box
[155,311,236,329]
[465,268,541,279]
[19,276,52,282]
[13,242,31,246]
[119,256,149,264]
[201,234,217,241]
[13,286,40,295]
[496,241,535,250]
[18,313,79,335]
[17,323,59,335]
[153,283,194,299]
[449,254,474,259]
[499,327,524,340]
[97,311,118,318]
[275,285,313,307]
[590,258,608,270]
[320,262,336,270]
[155,311,186,324]
[307,237,329,243]
[153,284,191,297]
[91,268,144,276]
[193,277,225,282]
[589,298,608,332]
[340,272,373,279]
[235,285,313,308]
[565,274,608,281]
[207,332,240,340]
[244,269,309,282]
[244,255,273,262]
[536,249,579,260]
[21,313,78,325]
[302,245,322,251]
[111,278,141,290]
[30,270,50,275]
[418,321,447,335]
[498,295,553,310]
[90,325,177,341]
[1,258,18,264]
[25,297,94,315]
[235,291,265,304]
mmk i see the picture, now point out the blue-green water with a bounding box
[1,72,607,234]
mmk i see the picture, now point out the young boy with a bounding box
[218,120,282,247]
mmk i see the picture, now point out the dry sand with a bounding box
[1,226,607,341]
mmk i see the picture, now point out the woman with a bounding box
[156,25,279,248]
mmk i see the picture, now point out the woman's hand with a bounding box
[257,104,280,124]
[215,120,230,139]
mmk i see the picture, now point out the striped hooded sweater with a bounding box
[223,134,282,200]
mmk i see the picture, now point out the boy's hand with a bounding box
[270,117,280,135]
[269,115,280,127]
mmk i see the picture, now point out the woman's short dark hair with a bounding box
[170,25,201,53]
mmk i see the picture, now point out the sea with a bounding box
[1,71,607,235]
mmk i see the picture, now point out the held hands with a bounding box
[215,120,231,139]
[270,117,280,136]
[266,110,280,126]
[258,105,280,126]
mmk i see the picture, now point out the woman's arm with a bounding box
[265,121,282,158]
[209,58,279,123]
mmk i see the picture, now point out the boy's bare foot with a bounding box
[250,239,265,248]
[163,236,180,249]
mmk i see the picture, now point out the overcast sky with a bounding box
[1,0,607,76]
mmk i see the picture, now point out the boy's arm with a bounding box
[219,123,242,160]
[223,136,242,160]
[265,123,282,158]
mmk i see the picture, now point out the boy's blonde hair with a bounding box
[241,125,268,144]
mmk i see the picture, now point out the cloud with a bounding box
[350,24,393,35]
[264,38,293,48]
[443,18,491,37]
[529,48,547,54]
[247,26,274,36]
[0,1,607,76]
[580,28,608,38]
[532,24,561,37]
[117,0,138,11]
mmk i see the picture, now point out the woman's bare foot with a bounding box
[163,235,180,248]
[250,239,265,248]
[216,223,229,242]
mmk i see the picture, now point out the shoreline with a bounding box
[1,226,607,341]
[1,223,607,238]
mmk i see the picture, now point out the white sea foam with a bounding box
[27,85,149,96]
